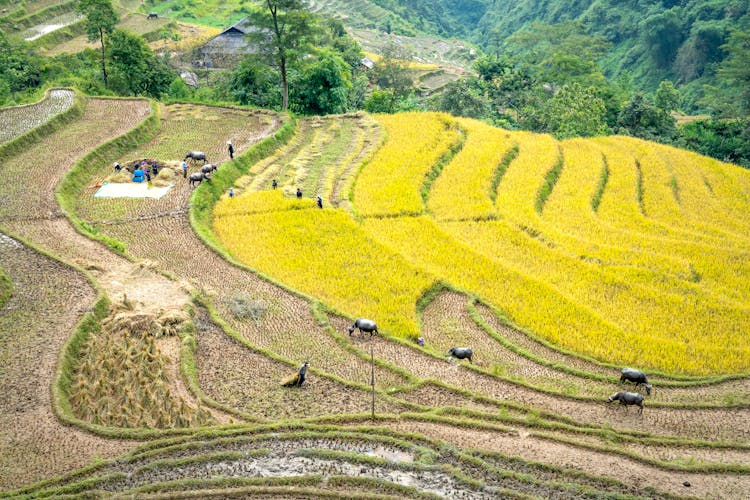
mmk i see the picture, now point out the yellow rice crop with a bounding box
[213,197,435,336]
[214,112,750,375]
[353,112,459,217]
[364,215,750,374]
[494,131,560,220]
[427,117,515,220]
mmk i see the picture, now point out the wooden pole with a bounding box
[370,340,375,420]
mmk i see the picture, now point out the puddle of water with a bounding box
[0,234,22,250]
[22,13,82,41]
[365,445,414,463]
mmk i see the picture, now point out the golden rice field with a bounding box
[214,113,750,376]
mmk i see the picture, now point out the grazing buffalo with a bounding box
[620,368,652,395]
[447,347,473,363]
[608,391,645,414]
[184,151,207,163]
[200,163,217,175]
[147,12,158,19]
[348,318,379,337]
[189,172,210,187]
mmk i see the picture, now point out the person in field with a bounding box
[282,361,310,387]
[316,194,323,208]
[182,160,188,178]
[296,187,302,199]
[227,140,234,159]
[272,179,278,189]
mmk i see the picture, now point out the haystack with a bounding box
[281,372,301,387]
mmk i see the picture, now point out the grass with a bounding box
[0,267,11,309]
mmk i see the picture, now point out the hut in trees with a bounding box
[198,17,256,68]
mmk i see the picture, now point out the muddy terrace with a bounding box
[1,93,749,499]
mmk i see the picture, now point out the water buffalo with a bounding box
[348,318,379,337]
[189,172,210,187]
[200,163,217,175]
[608,391,644,414]
[147,12,158,19]
[620,368,652,395]
[447,347,473,363]
[184,151,207,163]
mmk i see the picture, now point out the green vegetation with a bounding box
[0,267,11,309]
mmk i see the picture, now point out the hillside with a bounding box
[327,0,749,109]
[2,89,750,497]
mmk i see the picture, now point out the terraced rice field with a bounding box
[0,88,74,144]
[2,96,750,499]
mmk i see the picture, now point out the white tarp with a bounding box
[94,182,173,199]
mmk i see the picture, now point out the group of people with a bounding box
[114,160,160,183]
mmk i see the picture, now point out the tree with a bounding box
[77,0,118,88]
[364,89,398,113]
[108,29,174,98]
[247,0,319,111]
[230,58,279,108]
[655,80,680,113]
[434,79,490,120]
[369,41,414,101]
[617,93,677,141]
[528,83,609,138]
[293,50,351,115]
[0,31,41,96]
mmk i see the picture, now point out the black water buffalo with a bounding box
[200,163,217,175]
[620,368,652,395]
[608,391,645,414]
[348,318,379,337]
[184,151,207,163]
[189,172,210,187]
[147,12,158,19]
[447,347,473,363]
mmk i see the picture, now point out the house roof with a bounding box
[217,17,253,36]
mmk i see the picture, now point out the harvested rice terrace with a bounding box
[1,97,750,499]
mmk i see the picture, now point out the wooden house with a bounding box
[198,17,256,68]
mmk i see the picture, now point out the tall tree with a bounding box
[526,83,609,139]
[248,0,318,111]
[77,0,118,88]
[293,49,351,115]
[368,40,414,111]
[108,29,174,98]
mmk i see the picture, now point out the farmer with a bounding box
[316,194,323,208]
[229,187,234,198]
[297,361,309,386]
[181,160,188,178]
[151,161,159,176]
[227,140,234,159]
[113,162,122,172]
[296,187,302,199]
[272,179,278,189]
